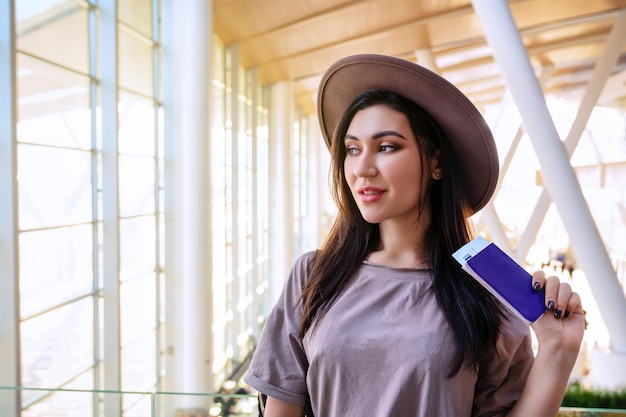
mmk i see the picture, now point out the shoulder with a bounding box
[281,250,317,301]
[291,250,317,274]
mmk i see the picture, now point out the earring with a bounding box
[434,171,441,179]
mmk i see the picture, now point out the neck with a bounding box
[367,216,431,269]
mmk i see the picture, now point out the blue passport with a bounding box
[452,236,548,324]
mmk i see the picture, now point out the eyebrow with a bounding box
[344,130,408,141]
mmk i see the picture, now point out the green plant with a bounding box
[562,382,626,409]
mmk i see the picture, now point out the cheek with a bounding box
[387,160,426,194]
[386,157,419,180]
[343,160,356,184]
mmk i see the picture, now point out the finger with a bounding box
[531,270,547,292]
[563,290,584,318]
[553,282,572,319]
[543,275,561,311]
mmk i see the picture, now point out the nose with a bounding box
[352,152,377,178]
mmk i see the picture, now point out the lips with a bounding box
[358,186,385,203]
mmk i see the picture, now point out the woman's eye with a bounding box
[346,147,360,155]
[380,144,396,152]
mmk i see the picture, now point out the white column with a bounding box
[100,2,122,416]
[516,10,626,262]
[472,0,626,356]
[484,67,553,261]
[268,81,294,305]
[0,0,20,414]
[163,0,214,412]
[227,43,244,363]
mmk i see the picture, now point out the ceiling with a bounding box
[213,0,626,116]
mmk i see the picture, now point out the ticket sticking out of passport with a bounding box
[452,236,548,324]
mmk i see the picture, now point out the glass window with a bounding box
[120,272,157,345]
[120,216,157,281]
[292,113,308,256]
[21,372,94,417]
[119,155,156,217]
[13,1,165,415]
[19,225,94,319]
[119,0,152,38]
[16,1,89,74]
[119,93,156,156]
[119,28,154,96]
[16,54,90,125]
[20,298,94,405]
[17,145,92,230]
[210,45,270,387]
[17,107,92,149]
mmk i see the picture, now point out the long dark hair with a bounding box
[299,89,505,376]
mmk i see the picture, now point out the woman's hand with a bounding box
[531,270,585,354]
[506,270,585,417]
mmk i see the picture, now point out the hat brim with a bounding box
[317,54,499,214]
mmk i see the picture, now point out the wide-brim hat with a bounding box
[317,53,499,214]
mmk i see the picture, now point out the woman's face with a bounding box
[343,104,434,225]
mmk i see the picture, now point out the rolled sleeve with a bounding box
[243,252,316,407]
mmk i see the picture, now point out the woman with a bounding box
[244,54,584,417]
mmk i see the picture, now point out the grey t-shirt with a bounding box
[244,251,534,417]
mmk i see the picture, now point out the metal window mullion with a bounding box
[99,1,122,416]
[0,0,21,415]
[160,0,176,408]
[152,0,163,392]
[87,4,101,416]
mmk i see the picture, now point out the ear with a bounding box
[430,150,442,180]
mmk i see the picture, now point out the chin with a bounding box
[359,214,383,224]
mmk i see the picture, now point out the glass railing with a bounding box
[0,386,257,417]
[1,386,625,417]
[559,410,626,417]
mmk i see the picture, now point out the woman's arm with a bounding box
[264,396,306,417]
[506,271,585,417]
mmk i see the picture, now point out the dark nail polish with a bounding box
[564,310,570,318]
[533,282,541,291]
[554,308,562,319]
[548,300,556,310]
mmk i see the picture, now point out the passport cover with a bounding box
[452,236,547,324]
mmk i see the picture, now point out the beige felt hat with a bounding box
[317,54,499,214]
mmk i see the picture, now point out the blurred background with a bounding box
[1,0,625,416]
